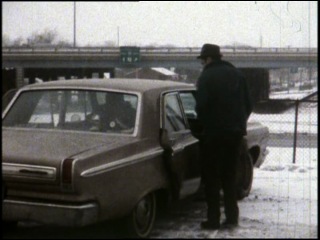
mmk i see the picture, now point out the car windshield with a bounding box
[2,90,138,134]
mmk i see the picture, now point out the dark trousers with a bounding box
[201,134,242,224]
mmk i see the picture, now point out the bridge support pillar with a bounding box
[16,67,25,88]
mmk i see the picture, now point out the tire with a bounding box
[126,192,156,238]
[236,144,254,200]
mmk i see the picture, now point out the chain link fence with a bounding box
[251,91,317,164]
[250,91,317,238]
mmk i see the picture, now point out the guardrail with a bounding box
[2,47,318,54]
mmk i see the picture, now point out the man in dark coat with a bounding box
[195,43,252,230]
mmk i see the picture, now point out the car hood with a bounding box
[2,128,137,166]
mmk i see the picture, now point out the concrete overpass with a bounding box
[2,47,318,102]
[2,46,317,70]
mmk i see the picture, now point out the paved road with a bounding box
[3,185,316,239]
[3,163,317,239]
[3,194,211,239]
[2,195,206,239]
[3,191,316,239]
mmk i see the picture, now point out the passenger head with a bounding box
[105,93,124,106]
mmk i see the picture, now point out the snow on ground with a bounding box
[231,105,318,238]
[250,114,317,134]
[153,104,318,238]
[249,102,317,134]
[269,87,317,100]
[149,147,317,239]
[234,147,318,238]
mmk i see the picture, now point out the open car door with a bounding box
[160,91,200,199]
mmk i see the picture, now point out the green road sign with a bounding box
[120,46,140,63]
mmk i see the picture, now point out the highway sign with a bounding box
[120,46,140,63]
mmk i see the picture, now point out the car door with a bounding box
[160,91,200,199]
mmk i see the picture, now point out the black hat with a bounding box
[197,43,222,59]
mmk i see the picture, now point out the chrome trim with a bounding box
[2,163,56,181]
[2,88,22,118]
[3,199,98,227]
[3,199,96,209]
[81,147,163,177]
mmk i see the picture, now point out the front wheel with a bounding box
[126,192,157,238]
[236,144,254,200]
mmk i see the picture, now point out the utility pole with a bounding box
[117,26,120,47]
[74,2,76,48]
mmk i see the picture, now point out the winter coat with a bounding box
[195,60,252,137]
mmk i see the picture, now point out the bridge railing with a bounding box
[2,47,318,54]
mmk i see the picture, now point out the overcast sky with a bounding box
[2,1,318,48]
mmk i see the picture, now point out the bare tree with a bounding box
[2,34,11,47]
[56,40,73,47]
[27,29,58,46]
[12,37,24,46]
[104,40,117,47]
[25,29,72,47]
[2,34,27,47]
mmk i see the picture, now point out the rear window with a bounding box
[3,90,139,135]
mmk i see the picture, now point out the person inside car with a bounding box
[100,93,136,133]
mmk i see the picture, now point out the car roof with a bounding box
[22,78,195,93]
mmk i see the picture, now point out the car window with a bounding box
[164,93,187,132]
[65,91,93,124]
[2,90,138,135]
[179,92,197,119]
[96,92,106,105]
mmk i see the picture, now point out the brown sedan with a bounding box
[2,78,268,237]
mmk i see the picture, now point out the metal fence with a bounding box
[291,92,318,164]
[251,91,317,164]
[249,91,317,238]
